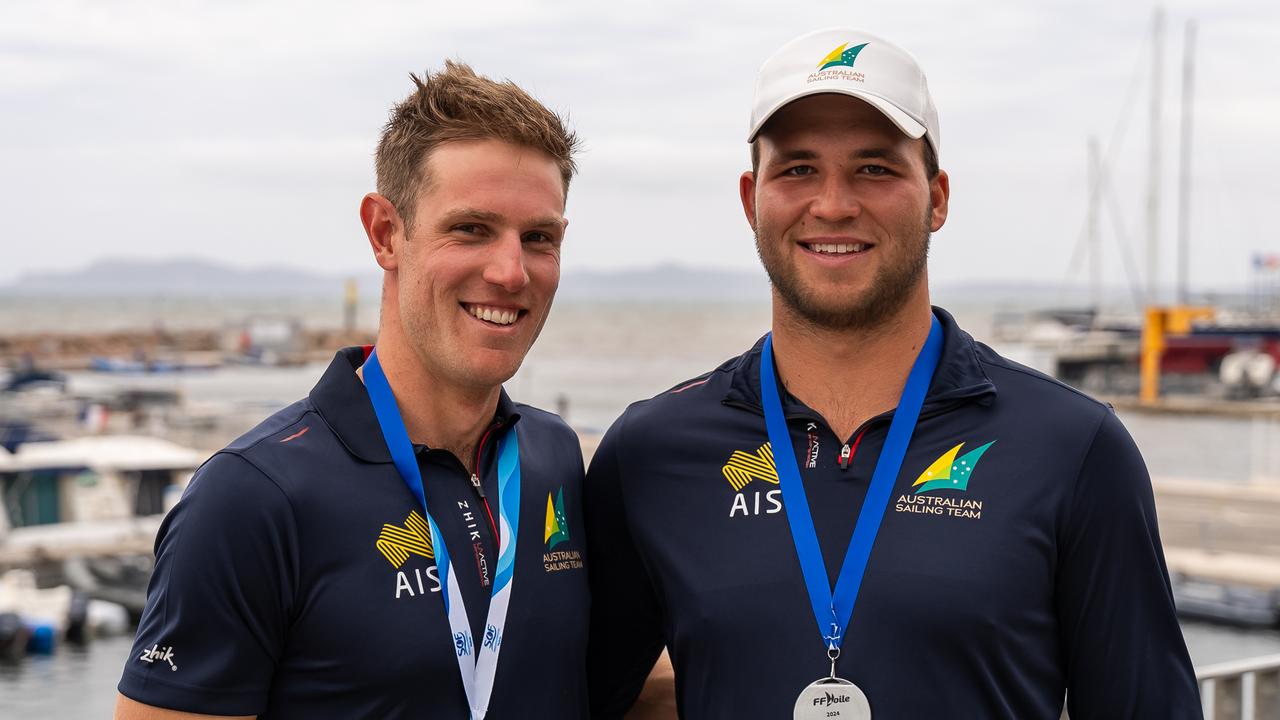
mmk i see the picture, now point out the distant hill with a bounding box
[0,256,1249,308]
[2,258,376,297]
[0,257,773,301]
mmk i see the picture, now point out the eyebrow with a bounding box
[772,149,819,164]
[442,208,564,228]
[769,147,910,165]
[851,147,910,164]
[442,208,503,223]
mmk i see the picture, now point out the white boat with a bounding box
[0,435,205,619]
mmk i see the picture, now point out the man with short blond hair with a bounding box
[117,62,589,719]
[585,28,1200,718]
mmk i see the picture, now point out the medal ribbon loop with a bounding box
[760,316,942,652]
[364,349,520,719]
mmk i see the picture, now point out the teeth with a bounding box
[466,305,518,326]
[810,242,867,254]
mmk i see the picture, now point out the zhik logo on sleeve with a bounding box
[138,644,178,671]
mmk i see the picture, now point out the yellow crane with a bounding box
[1140,305,1214,404]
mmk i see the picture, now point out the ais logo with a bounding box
[723,442,783,518]
[375,510,441,598]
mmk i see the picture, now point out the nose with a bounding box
[808,173,861,223]
[482,232,530,293]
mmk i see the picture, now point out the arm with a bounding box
[1057,411,1200,718]
[623,651,677,720]
[117,453,297,717]
[114,693,253,720]
[584,416,668,718]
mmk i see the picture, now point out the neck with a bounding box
[769,289,933,441]
[363,336,500,474]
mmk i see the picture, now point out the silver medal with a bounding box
[793,677,871,720]
[794,646,871,720]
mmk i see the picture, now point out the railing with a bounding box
[1197,653,1280,719]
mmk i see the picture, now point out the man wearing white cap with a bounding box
[585,28,1200,719]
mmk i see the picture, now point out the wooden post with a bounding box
[344,278,358,334]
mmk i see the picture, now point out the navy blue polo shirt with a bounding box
[585,308,1199,719]
[119,347,589,718]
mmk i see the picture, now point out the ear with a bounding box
[360,193,403,271]
[739,171,758,231]
[928,169,950,232]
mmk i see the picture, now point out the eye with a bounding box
[522,231,558,245]
[452,223,487,236]
[860,164,891,176]
[782,165,816,177]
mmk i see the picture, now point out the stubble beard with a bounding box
[754,209,932,332]
[398,287,554,393]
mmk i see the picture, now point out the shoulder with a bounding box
[611,347,751,439]
[176,451,296,531]
[968,340,1142,485]
[512,402,585,469]
[513,402,578,444]
[210,397,347,492]
[155,451,301,580]
[223,397,316,457]
[974,340,1112,426]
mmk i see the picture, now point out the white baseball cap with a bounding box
[747,27,940,157]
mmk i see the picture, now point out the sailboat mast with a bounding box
[1146,7,1165,305]
[1176,20,1197,305]
[1088,136,1103,311]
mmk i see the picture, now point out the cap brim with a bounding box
[748,87,927,144]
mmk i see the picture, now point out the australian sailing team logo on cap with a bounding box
[895,441,996,520]
[809,42,868,84]
[818,42,868,70]
[723,442,783,518]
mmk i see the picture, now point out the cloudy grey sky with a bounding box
[2,0,1276,294]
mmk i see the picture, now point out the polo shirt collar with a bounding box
[723,306,997,413]
[309,346,520,464]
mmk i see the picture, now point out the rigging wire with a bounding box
[1061,15,1155,307]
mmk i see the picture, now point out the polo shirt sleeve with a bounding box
[1056,410,1201,718]
[584,414,666,718]
[118,452,298,715]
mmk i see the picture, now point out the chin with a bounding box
[459,353,525,389]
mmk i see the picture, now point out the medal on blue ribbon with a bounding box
[760,317,943,720]
[364,349,521,720]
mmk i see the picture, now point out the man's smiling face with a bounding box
[742,93,948,330]
[395,138,567,392]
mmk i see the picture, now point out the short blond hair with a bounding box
[375,60,580,229]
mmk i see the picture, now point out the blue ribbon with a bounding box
[760,316,942,651]
[362,348,521,718]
